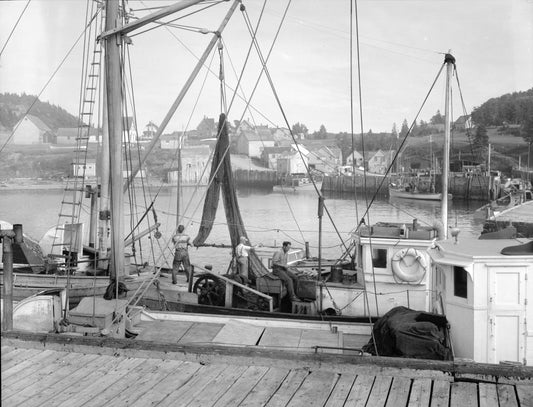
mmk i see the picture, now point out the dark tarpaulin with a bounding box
[193,113,269,278]
[362,306,452,360]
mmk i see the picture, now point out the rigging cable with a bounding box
[0,11,101,154]
[0,0,32,59]
[240,3,353,259]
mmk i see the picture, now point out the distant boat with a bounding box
[389,183,452,201]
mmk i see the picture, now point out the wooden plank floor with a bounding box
[2,345,532,407]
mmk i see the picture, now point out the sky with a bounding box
[1,0,532,134]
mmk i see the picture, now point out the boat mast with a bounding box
[104,0,124,280]
[442,53,455,239]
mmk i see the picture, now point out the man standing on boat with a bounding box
[272,241,300,302]
[235,236,261,282]
[172,225,192,284]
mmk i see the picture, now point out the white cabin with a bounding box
[429,237,533,365]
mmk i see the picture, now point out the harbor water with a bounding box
[0,186,486,271]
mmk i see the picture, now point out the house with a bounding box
[167,145,212,185]
[72,159,97,178]
[12,115,53,145]
[56,127,99,145]
[160,134,181,150]
[196,117,216,139]
[271,127,292,145]
[367,149,395,174]
[307,145,343,174]
[261,146,292,169]
[453,115,472,130]
[235,128,276,158]
[346,150,364,168]
[277,144,310,175]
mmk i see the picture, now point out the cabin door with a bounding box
[488,266,526,365]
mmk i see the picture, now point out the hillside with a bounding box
[0,93,79,130]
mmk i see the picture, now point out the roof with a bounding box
[240,129,275,142]
[262,146,291,154]
[433,237,533,259]
[22,115,51,132]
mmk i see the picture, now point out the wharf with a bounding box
[2,330,533,407]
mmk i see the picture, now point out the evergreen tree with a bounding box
[399,119,409,139]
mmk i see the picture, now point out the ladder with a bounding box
[50,4,105,273]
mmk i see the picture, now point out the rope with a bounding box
[0,0,32,59]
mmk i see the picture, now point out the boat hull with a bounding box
[389,188,451,201]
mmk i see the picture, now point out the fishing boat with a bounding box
[3,1,533,370]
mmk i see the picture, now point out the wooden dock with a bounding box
[2,331,533,407]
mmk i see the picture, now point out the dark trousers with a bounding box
[172,249,191,283]
[272,266,298,298]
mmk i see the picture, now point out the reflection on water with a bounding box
[0,187,486,271]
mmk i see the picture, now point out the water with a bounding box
[0,186,486,270]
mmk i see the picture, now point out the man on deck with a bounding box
[271,241,300,302]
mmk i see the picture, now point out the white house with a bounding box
[368,149,395,174]
[167,145,212,185]
[346,150,364,168]
[72,159,97,178]
[308,145,342,174]
[261,146,291,169]
[235,127,276,158]
[277,144,310,175]
[12,115,52,145]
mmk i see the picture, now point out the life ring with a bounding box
[391,248,427,283]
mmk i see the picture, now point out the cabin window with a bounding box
[453,266,468,299]
[372,248,387,268]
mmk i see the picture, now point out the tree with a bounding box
[473,124,489,159]
[317,124,327,139]
[521,109,533,169]
[391,123,398,139]
[399,119,409,139]
[291,122,308,139]
[430,110,445,125]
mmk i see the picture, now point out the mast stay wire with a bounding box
[239,4,354,259]
[0,0,32,59]
[0,10,101,154]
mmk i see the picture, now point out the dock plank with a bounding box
[450,382,478,407]
[211,319,265,345]
[1,348,43,372]
[407,378,432,407]
[156,364,228,407]
[135,320,193,343]
[430,380,450,407]
[497,383,519,407]
[516,385,533,407]
[1,348,57,377]
[240,368,292,407]
[3,353,100,406]
[325,373,357,406]
[263,368,309,406]
[106,359,185,406]
[259,327,303,349]
[213,365,270,407]
[1,350,75,395]
[128,361,202,407]
[178,322,224,344]
[20,354,124,407]
[54,357,145,407]
[478,383,499,407]
[385,376,411,407]
[187,365,248,407]
[366,375,393,407]
[287,370,339,407]
[344,374,375,406]
[82,358,169,406]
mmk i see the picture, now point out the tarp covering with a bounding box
[501,240,533,255]
[363,306,452,360]
[193,114,269,279]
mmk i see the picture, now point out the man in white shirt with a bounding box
[271,241,300,302]
[235,236,259,281]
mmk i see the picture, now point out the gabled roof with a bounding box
[262,146,291,155]
[240,129,275,142]
[21,115,51,132]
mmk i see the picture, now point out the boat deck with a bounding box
[2,337,532,407]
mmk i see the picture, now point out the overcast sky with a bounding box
[1,0,532,134]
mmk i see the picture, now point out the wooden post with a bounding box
[1,227,17,331]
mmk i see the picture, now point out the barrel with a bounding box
[330,265,343,283]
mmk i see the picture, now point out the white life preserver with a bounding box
[391,248,427,283]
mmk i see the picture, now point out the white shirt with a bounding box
[236,243,252,257]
